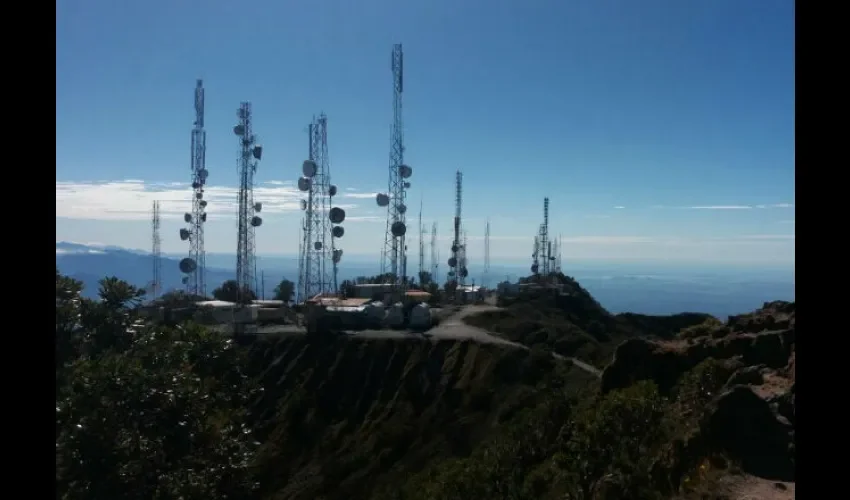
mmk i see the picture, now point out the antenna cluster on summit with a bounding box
[149,43,563,305]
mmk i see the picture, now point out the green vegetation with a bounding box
[57,269,784,499]
[273,279,295,302]
[466,273,713,368]
[213,279,258,303]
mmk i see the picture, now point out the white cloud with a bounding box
[613,206,626,209]
[341,192,380,199]
[56,180,362,221]
[346,216,385,223]
[651,203,794,210]
[686,205,754,210]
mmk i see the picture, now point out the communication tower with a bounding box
[151,201,162,299]
[483,219,491,289]
[447,171,468,287]
[417,202,424,277]
[232,102,264,301]
[297,114,345,301]
[530,197,553,277]
[178,79,208,296]
[430,222,438,285]
[377,43,414,287]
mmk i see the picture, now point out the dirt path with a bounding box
[430,305,603,378]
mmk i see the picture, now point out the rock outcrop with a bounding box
[601,301,796,481]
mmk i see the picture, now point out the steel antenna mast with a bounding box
[152,201,161,299]
[377,43,414,289]
[297,114,345,300]
[187,79,208,296]
[233,102,264,302]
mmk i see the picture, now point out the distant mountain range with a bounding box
[56,241,385,300]
[56,241,794,318]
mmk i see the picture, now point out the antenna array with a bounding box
[531,197,553,276]
[152,201,161,299]
[483,219,491,289]
[233,102,264,301]
[378,43,414,288]
[447,171,468,287]
[418,200,425,281]
[296,114,345,301]
[178,79,208,296]
[430,222,438,284]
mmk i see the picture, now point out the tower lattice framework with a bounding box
[188,79,207,296]
[234,102,263,300]
[152,201,161,299]
[299,114,335,300]
[379,43,413,287]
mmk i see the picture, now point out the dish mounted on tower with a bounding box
[234,102,264,300]
[379,43,414,287]
[179,79,209,294]
[297,114,346,301]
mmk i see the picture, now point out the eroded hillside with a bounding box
[246,335,597,500]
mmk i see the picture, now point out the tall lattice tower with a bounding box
[530,197,552,277]
[233,102,264,301]
[448,171,467,286]
[377,43,413,287]
[152,201,162,299]
[483,219,491,289]
[297,114,345,301]
[430,222,438,284]
[417,200,425,282]
[178,79,208,296]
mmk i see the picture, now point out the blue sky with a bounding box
[56,0,795,265]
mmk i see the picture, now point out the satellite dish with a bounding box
[298,177,311,192]
[251,216,263,227]
[376,193,390,207]
[192,181,201,189]
[332,226,344,238]
[397,204,407,214]
[302,160,318,178]
[179,258,197,274]
[254,202,262,212]
[391,221,406,237]
[314,241,323,250]
[447,271,456,278]
[448,257,458,268]
[201,213,207,222]
[252,145,263,160]
[300,199,307,210]
[184,213,192,223]
[196,192,203,199]
[329,207,346,224]
[179,228,190,241]
[333,248,343,263]
[403,182,411,189]
[328,185,337,197]
[451,244,459,253]
[399,164,413,179]
[182,277,189,284]
[200,200,207,208]
[531,264,539,273]
[233,125,245,136]
[199,169,208,180]
[460,267,469,278]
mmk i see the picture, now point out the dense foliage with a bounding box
[56,269,740,500]
[56,270,261,500]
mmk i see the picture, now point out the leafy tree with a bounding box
[339,279,356,297]
[55,271,261,500]
[273,279,295,302]
[212,280,257,304]
[418,271,433,287]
